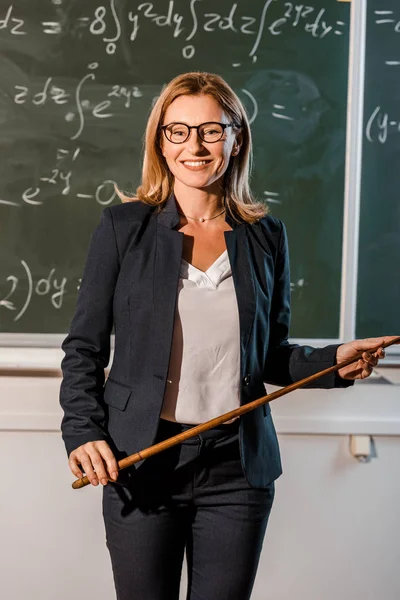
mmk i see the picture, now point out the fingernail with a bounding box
[111,472,118,480]
[93,479,98,486]
[101,478,108,486]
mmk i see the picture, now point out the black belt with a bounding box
[157,417,240,442]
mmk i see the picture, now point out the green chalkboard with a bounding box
[0,0,350,338]
[357,0,400,338]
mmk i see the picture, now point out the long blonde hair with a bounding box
[116,71,269,223]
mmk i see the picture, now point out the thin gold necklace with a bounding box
[177,207,226,223]
[177,196,227,223]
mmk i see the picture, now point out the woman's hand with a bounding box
[68,440,119,486]
[336,336,400,380]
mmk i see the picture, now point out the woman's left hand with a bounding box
[336,336,400,380]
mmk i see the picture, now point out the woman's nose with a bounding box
[187,128,204,153]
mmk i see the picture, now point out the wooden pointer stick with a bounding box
[72,336,400,489]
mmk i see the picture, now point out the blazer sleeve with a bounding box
[59,207,120,457]
[263,220,354,389]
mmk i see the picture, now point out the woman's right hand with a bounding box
[68,440,119,486]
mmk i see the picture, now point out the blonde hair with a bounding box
[116,71,269,223]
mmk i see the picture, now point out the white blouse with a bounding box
[160,249,241,425]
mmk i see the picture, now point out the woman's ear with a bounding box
[231,130,243,156]
[231,143,241,156]
[159,137,166,157]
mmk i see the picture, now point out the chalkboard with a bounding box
[357,0,400,338]
[0,0,350,339]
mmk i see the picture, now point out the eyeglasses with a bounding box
[160,121,237,144]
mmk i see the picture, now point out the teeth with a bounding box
[183,161,209,166]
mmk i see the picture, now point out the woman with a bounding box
[59,72,393,600]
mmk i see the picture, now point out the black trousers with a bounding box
[102,418,275,600]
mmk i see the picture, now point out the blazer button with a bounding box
[242,374,251,386]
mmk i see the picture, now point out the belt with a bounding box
[157,417,240,442]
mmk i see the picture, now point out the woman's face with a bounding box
[160,94,240,192]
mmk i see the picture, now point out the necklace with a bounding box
[177,208,226,223]
[176,196,227,223]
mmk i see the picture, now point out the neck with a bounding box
[173,181,225,220]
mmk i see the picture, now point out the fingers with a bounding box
[68,441,119,487]
[96,442,119,483]
[362,351,377,367]
[80,453,100,486]
[69,454,84,480]
[362,347,386,369]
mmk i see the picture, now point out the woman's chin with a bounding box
[174,175,216,191]
[173,172,225,193]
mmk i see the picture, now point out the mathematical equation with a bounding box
[1,1,346,61]
[15,75,142,111]
[0,261,73,322]
[365,105,400,144]
[12,61,142,143]
[2,145,119,208]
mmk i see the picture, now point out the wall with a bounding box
[1,369,399,600]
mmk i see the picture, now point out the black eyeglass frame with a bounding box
[160,121,238,144]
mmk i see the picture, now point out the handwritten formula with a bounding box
[1,1,345,58]
[0,262,69,322]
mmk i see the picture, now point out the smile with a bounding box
[181,160,212,171]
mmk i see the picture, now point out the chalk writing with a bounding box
[374,9,400,33]
[0,262,68,321]
[373,9,400,65]
[0,1,347,61]
[365,105,400,144]
[263,190,281,205]
[13,63,143,142]
[0,146,119,207]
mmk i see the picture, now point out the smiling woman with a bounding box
[59,71,397,600]
[115,71,269,225]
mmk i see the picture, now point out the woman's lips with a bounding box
[180,160,212,171]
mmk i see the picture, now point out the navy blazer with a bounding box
[59,192,353,488]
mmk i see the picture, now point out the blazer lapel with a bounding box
[224,225,256,369]
[152,194,183,372]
